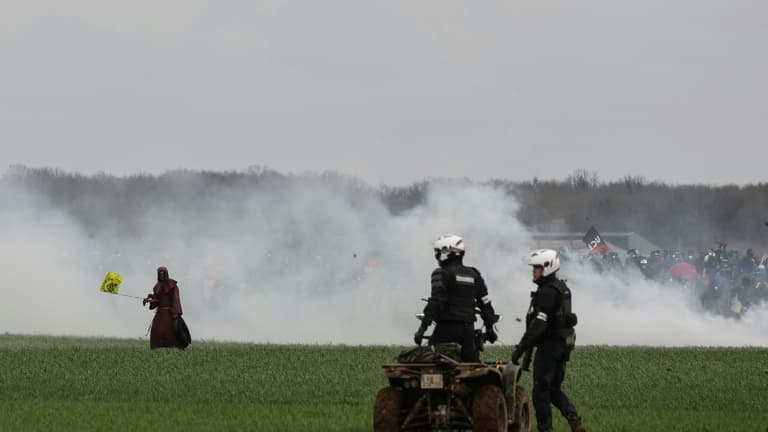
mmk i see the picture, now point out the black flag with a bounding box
[583,226,608,254]
[174,316,192,350]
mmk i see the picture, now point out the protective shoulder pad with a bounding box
[551,279,571,298]
[431,268,446,286]
[465,266,484,278]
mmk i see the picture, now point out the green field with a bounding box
[0,335,766,431]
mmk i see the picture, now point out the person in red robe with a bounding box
[145,266,183,349]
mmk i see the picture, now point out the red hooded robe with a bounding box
[150,267,183,349]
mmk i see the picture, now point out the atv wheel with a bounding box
[472,385,508,432]
[509,385,532,432]
[373,387,402,432]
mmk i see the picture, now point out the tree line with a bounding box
[4,166,767,249]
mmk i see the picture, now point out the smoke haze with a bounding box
[0,170,765,346]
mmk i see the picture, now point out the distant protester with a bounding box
[144,267,184,349]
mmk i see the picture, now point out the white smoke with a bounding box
[563,265,768,346]
[0,175,765,346]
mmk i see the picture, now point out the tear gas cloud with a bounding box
[0,171,765,346]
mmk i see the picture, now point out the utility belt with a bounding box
[435,320,474,329]
[544,327,576,350]
[439,305,476,323]
[437,314,475,323]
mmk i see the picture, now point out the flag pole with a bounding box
[100,272,143,299]
[109,293,145,300]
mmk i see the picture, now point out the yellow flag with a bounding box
[100,272,123,294]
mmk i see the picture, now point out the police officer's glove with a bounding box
[414,322,429,346]
[484,327,498,344]
[521,351,534,372]
[510,345,524,366]
[413,328,426,346]
[143,294,154,307]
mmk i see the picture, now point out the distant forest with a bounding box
[4,166,768,250]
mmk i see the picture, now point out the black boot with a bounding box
[566,413,586,432]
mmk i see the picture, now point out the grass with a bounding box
[0,335,766,431]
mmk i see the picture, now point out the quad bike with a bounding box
[373,312,532,432]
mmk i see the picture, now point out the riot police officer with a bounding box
[414,235,498,362]
[511,249,586,432]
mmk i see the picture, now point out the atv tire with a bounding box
[509,385,532,432]
[472,385,508,432]
[373,387,402,432]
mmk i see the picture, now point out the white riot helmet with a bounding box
[525,249,560,277]
[433,235,466,263]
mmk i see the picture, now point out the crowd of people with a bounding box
[564,243,768,317]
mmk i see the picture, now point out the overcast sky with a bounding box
[1,0,766,185]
